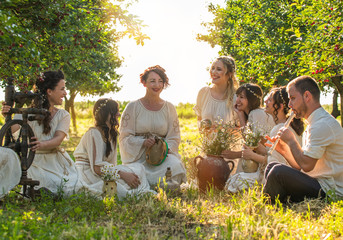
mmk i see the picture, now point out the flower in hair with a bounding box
[95,99,109,116]
[246,87,261,99]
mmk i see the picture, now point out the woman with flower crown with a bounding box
[74,98,154,199]
[224,86,304,193]
[222,83,275,159]
[194,56,241,175]
[1,70,81,196]
[194,56,239,127]
[119,65,187,188]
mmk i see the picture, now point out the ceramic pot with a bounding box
[242,146,259,173]
[194,154,235,192]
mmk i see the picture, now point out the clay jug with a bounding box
[194,154,235,192]
[242,146,259,173]
[160,167,181,195]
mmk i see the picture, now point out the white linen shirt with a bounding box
[303,107,343,197]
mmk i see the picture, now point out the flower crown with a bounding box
[246,87,261,99]
[95,99,109,116]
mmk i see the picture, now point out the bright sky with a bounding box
[99,0,224,105]
[0,0,334,105]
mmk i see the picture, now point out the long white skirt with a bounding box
[76,162,155,200]
[0,147,21,198]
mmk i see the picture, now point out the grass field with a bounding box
[0,103,343,239]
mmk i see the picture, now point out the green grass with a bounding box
[1,103,343,239]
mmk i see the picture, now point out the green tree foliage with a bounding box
[198,0,343,122]
[0,0,149,131]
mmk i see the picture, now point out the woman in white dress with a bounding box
[2,70,80,196]
[119,65,187,187]
[224,86,304,192]
[222,83,275,159]
[222,84,274,192]
[74,98,154,199]
[0,147,21,198]
[194,56,242,176]
[194,56,239,126]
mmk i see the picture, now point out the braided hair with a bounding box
[213,56,239,108]
[270,86,304,136]
[93,98,119,157]
[35,70,65,134]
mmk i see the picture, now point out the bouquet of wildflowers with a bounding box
[242,122,264,148]
[199,118,241,155]
[100,165,120,182]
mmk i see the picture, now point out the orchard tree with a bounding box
[0,0,149,131]
[198,0,304,89]
[291,0,343,123]
[199,0,343,124]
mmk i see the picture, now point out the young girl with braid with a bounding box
[74,98,154,199]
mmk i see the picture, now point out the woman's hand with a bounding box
[119,171,141,189]
[143,137,156,148]
[30,137,46,151]
[234,104,247,127]
[1,102,11,117]
[254,142,267,155]
[241,145,255,160]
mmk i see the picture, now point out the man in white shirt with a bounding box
[264,75,343,203]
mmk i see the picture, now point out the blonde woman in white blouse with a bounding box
[194,56,239,126]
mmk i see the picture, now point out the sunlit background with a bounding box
[102,0,223,105]
[0,0,334,105]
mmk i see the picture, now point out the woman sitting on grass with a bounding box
[1,70,81,196]
[224,86,304,193]
[222,84,275,160]
[74,98,154,199]
[119,65,187,188]
[221,83,275,192]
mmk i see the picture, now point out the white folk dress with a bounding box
[193,86,237,124]
[0,147,21,198]
[225,108,275,193]
[14,109,81,195]
[74,127,154,199]
[119,100,187,187]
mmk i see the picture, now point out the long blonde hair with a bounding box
[214,56,239,107]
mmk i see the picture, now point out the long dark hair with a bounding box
[93,98,119,158]
[236,83,263,121]
[270,86,304,136]
[35,70,65,134]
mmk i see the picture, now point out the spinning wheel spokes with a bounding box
[0,119,35,170]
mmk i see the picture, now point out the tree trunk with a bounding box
[331,89,340,118]
[64,90,78,135]
[331,75,343,126]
